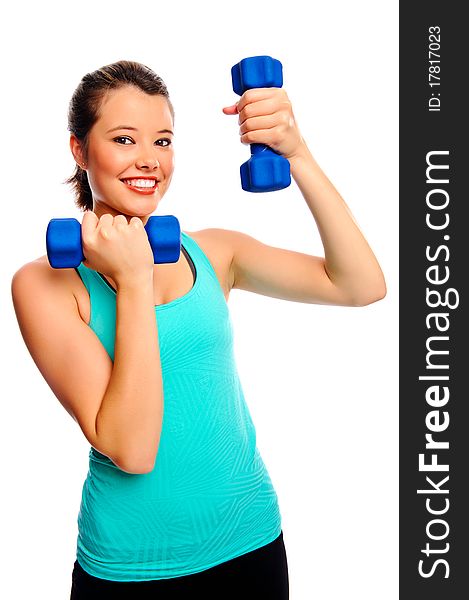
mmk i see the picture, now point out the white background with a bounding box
[0,1,398,598]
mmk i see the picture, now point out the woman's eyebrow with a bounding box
[106,125,174,135]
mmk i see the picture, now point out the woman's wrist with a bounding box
[287,138,312,168]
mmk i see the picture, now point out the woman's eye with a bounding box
[156,138,172,147]
[114,136,133,145]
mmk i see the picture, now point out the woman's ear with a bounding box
[69,134,86,168]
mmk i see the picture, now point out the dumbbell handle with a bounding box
[46,215,181,269]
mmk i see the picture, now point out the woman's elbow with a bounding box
[351,280,387,307]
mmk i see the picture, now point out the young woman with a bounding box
[11,60,386,599]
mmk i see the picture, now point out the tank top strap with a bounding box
[75,261,115,308]
[75,260,94,291]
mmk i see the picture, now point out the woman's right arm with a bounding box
[11,264,162,475]
[11,214,163,475]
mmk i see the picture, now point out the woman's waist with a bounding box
[88,442,268,494]
[80,452,279,542]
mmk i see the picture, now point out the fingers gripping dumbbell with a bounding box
[231,55,291,193]
[46,215,181,268]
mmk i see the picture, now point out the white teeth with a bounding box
[123,179,157,188]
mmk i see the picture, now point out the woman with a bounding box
[11,60,386,598]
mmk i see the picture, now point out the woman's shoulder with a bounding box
[12,255,74,287]
[12,255,57,291]
[11,256,85,318]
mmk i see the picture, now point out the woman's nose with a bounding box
[136,155,159,170]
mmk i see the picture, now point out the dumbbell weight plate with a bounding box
[145,215,181,264]
[46,218,84,269]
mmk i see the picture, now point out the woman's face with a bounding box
[72,86,175,223]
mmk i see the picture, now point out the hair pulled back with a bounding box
[64,60,174,212]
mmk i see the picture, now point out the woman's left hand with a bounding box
[223,88,304,161]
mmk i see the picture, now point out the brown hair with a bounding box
[64,60,174,212]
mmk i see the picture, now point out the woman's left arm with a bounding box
[222,88,387,307]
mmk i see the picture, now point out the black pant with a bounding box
[70,531,289,599]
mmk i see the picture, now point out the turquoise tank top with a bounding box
[74,231,282,581]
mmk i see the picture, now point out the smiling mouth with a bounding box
[121,178,159,192]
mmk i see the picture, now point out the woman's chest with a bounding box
[72,230,232,325]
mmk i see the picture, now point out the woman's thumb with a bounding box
[222,103,239,115]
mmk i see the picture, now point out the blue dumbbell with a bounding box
[231,55,291,193]
[46,215,181,269]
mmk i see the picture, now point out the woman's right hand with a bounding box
[81,212,154,285]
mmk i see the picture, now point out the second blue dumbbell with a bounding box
[46,215,181,269]
[231,55,291,193]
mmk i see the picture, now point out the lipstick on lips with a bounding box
[121,177,159,195]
